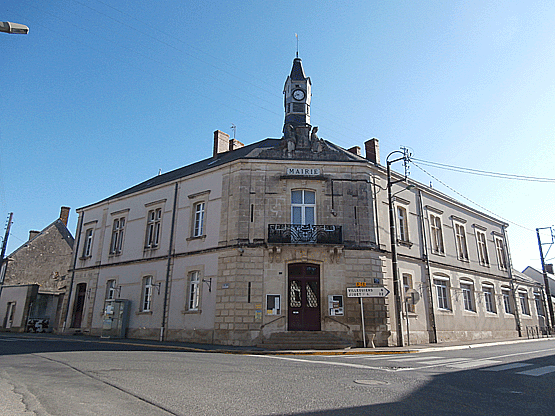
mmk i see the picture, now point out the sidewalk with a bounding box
[2,331,553,356]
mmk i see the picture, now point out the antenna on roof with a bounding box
[295,33,299,58]
[230,124,236,140]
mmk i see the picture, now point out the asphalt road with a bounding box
[0,334,554,415]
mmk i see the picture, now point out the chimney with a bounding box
[29,230,40,241]
[213,130,230,158]
[364,138,380,164]
[59,206,70,226]
[229,138,244,151]
[347,146,361,156]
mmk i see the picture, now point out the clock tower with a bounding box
[283,55,312,128]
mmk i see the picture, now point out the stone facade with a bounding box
[0,207,74,332]
[63,57,544,347]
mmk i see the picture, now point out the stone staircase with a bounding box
[257,331,355,350]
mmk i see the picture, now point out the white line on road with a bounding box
[516,366,555,377]
[417,358,472,365]
[447,360,501,369]
[481,363,532,372]
[382,356,442,362]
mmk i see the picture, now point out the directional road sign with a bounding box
[346,287,390,298]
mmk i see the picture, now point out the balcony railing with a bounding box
[268,224,342,244]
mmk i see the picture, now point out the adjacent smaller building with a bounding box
[0,207,74,332]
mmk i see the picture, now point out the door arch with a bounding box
[288,263,321,331]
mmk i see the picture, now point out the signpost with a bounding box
[347,285,391,348]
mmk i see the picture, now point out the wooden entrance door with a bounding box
[71,283,87,328]
[288,263,321,331]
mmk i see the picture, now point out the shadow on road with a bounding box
[260,354,555,416]
[0,332,240,356]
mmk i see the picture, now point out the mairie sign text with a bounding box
[346,287,391,298]
[286,167,321,176]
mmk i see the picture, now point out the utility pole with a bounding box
[387,149,411,347]
[536,227,555,329]
[0,212,14,300]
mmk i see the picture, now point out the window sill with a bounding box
[457,257,469,262]
[79,256,92,260]
[436,308,452,313]
[187,235,206,242]
[462,309,476,314]
[182,309,201,314]
[108,252,123,257]
[135,311,153,315]
[397,239,413,248]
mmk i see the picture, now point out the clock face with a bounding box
[293,89,305,101]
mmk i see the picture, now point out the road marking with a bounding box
[482,363,532,372]
[516,366,555,377]
[253,355,393,371]
[447,360,501,369]
[385,356,442,362]
[417,358,471,365]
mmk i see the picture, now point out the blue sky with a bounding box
[2,1,555,271]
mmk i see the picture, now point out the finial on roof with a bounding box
[295,33,299,58]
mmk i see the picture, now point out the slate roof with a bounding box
[81,136,368,210]
[289,57,306,80]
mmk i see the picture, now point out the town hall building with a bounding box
[62,56,543,347]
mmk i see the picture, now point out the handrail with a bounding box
[260,315,285,329]
[324,315,351,331]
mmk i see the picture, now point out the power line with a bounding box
[411,157,555,183]
[410,161,535,232]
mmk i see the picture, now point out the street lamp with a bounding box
[0,21,29,34]
[387,150,411,347]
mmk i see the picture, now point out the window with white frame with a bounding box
[109,217,126,255]
[193,202,205,237]
[291,190,316,225]
[430,213,444,254]
[402,273,415,313]
[105,279,117,300]
[460,281,474,311]
[82,228,94,257]
[145,208,162,248]
[188,271,201,311]
[434,277,450,310]
[483,284,496,313]
[535,292,544,316]
[519,291,529,315]
[142,276,153,312]
[502,288,512,314]
[454,223,469,261]
[397,206,409,242]
[476,230,489,266]
[495,236,508,270]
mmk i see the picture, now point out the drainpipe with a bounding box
[160,182,179,342]
[63,211,84,331]
[371,176,380,248]
[417,189,437,343]
[503,225,522,337]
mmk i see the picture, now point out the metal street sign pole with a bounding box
[360,297,366,348]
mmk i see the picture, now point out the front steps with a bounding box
[257,331,355,350]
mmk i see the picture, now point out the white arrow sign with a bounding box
[346,287,391,298]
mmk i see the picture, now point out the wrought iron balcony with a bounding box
[268,224,342,244]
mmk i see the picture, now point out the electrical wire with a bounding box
[410,161,535,232]
[411,157,555,183]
